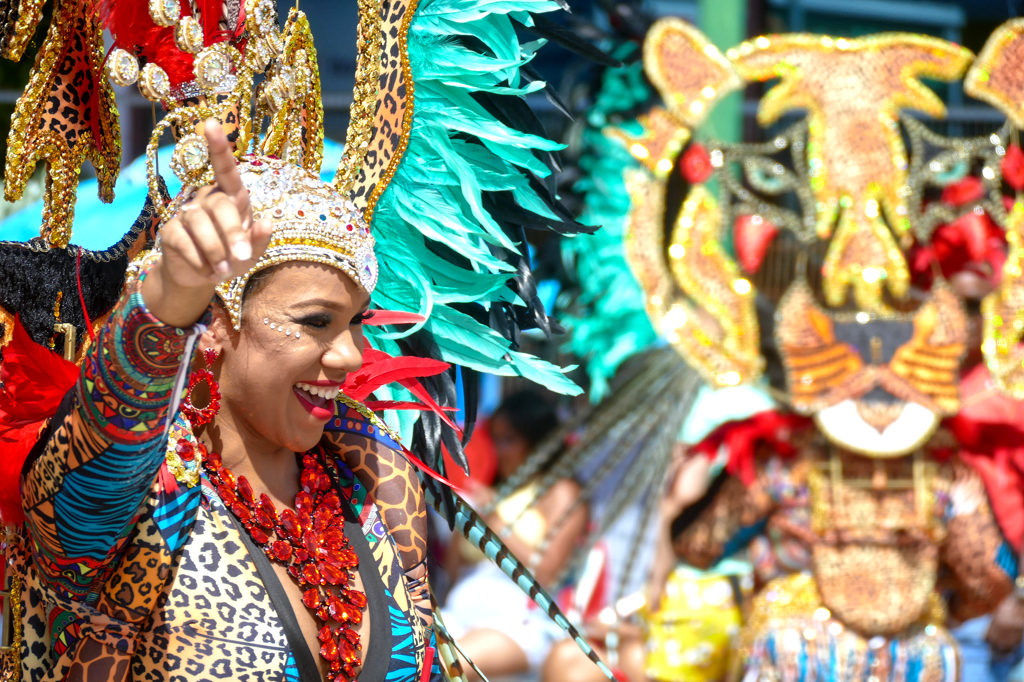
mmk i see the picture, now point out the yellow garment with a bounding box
[643,564,749,682]
[458,484,548,562]
[495,485,548,546]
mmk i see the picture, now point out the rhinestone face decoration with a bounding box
[175,15,205,54]
[138,63,171,101]
[215,156,378,330]
[149,0,180,26]
[106,49,140,87]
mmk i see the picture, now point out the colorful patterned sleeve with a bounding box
[21,280,208,600]
[321,400,428,573]
[321,400,433,630]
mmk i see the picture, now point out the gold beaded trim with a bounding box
[146,104,231,224]
[5,0,120,248]
[362,0,420,221]
[0,570,24,682]
[336,394,404,445]
[334,0,385,195]
[965,18,1024,128]
[728,32,972,311]
[259,9,324,172]
[643,18,743,129]
[982,199,1024,399]
[1,0,44,61]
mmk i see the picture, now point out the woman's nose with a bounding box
[322,330,363,374]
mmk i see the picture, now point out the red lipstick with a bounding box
[293,387,335,421]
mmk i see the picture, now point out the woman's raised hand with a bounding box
[143,119,274,328]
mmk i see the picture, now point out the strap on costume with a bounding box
[226,510,322,682]
[225,488,392,682]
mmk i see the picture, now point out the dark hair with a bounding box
[211,266,276,326]
[491,389,558,448]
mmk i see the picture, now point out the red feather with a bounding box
[0,317,79,525]
[82,0,241,85]
[343,348,449,401]
[364,310,427,326]
[342,347,460,432]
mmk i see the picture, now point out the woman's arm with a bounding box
[323,407,432,627]
[21,121,270,597]
[942,460,1014,621]
[21,280,209,596]
[647,448,710,610]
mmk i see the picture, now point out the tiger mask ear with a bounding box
[643,18,744,129]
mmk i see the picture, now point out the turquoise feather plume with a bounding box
[367,0,582,435]
[562,47,658,401]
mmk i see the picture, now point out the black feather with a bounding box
[513,14,622,67]
[521,65,574,120]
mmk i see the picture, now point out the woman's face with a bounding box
[490,413,531,479]
[211,262,370,453]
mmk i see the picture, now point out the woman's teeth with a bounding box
[295,383,340,402]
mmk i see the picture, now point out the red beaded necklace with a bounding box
[201,446,367,682]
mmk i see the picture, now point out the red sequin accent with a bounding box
[280,509,302,539]
[272,541,293,562]
[238,476,256,505]
[302,588,321,609]
[201,448,366,681]
[175,439,195,462]
[320,639,339,661]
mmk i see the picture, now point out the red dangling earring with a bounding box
[182,348,221,429]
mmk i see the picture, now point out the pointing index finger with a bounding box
[204,118,245,198]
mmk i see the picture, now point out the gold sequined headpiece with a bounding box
[4,0,406,248]
[215,157,378,330]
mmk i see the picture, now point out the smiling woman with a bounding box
[11,137,440,682]
[0,0,619,676]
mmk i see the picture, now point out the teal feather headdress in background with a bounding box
[561,43,659,401]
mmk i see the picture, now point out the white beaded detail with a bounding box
[263,319,303,339]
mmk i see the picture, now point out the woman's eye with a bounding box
[352,310,374,325]
[297,314,332,329]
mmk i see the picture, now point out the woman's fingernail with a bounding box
[216,260,230,275]
[232,241,252,261]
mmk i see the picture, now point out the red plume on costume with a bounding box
[0,317,79,526]
[83,0,232,86]
[342,347,460,432]
[690,410,812,486]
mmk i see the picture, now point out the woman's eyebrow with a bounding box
[289,298,371,312]
[290,298,344,310]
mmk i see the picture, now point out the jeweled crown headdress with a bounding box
[216,158,377,329]
[2,0,387,317]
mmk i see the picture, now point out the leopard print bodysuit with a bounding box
[9,284,440,682]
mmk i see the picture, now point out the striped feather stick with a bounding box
[421,481,616,681]
[429,597,472,682]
